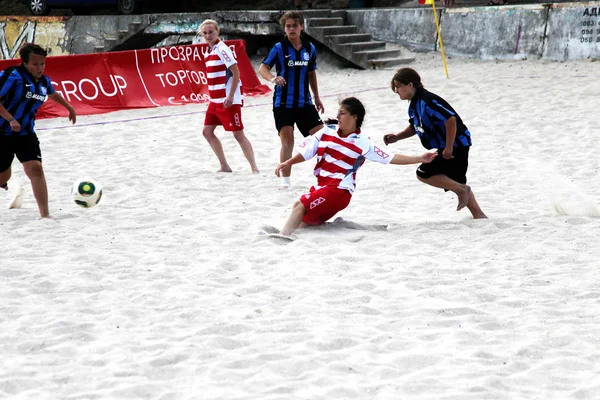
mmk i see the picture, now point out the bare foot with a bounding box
[473,212,488,219]
[457,185,471,211]
[252,169,260,174]
[217,167,232,173]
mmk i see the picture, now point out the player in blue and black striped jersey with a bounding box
[258,11,324,189]
[384,68,487,219]
[0,43,76,218]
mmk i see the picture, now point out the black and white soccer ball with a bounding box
[71,178,103,208]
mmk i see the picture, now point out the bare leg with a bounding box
[232,130,259,173]
[203,125,232,172]
[465,191,487,219]
[418,174,487,218]
[308,124,324,136]
[279,126,295,178]
[0,168,11,189]
[23,160,49,218]
[280,200,306,236]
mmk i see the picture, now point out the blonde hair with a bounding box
[198,19,219,35]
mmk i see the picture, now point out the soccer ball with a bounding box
[71,178,103,208]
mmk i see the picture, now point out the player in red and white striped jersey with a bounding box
[199,19,259,174]
[274,97,437,237]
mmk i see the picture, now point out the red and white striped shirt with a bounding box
[205,39,242,104]
[296,125,392,193]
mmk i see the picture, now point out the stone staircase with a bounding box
[303,9,414,69]
[93,20,149,53]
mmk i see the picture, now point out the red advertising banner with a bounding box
[0,40,270,119]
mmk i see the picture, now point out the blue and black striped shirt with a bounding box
[262,37,317,108]
[0,65,55,136]
[408,88,472,149]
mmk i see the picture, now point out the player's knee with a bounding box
[202,127,216,139]
[24,161,44,178]
[232,130,246,141]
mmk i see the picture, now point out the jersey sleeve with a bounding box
[295,126,326,160]
[425,99,456,123]
[44,76,56,95]
[0,70,19,98]
[308,44,317,72]
[217,43,237,69]
[262,44,279,68]
[363,140,393,164]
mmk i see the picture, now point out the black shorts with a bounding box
[0,133,42,172]
[273,105,323,137]
[416,146,469,184]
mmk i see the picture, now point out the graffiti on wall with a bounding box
[0,18,70,60]
[0,21,35,59]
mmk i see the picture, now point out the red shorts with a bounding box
[204,102,244,131]
[299,186,352,226]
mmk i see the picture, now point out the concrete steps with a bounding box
[304,11,414,69]
[93,20,145,53]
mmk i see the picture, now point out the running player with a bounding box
[0,43,76,218]
[199,19,259,174]
[274,97,437,237]
[258,11,324,189]
[383,67,487,219]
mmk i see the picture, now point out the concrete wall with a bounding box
[545,2,600,59]
[1,4,600,61]
[0,17,71,59]
[346,8,438,51]
[346,2,600,60]
[441,5,548,59]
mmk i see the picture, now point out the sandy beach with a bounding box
[1,52,600,399]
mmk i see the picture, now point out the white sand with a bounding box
[2,53,600,399]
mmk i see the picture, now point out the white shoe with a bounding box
[8,184,25,209]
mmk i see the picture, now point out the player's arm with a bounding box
[49,92,76,124]
[224,63,241,108]
[275,152,305,177]
[275,130,322,176]
[0,73,21,131]
[383,125,416,145]
[390,151,437,165]
[0,100,14,123]
[259,63,285,86]
[443,116,457,159]
[0,100,20,132]
[307,71,324,113]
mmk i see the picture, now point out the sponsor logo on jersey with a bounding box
[26,92,47,101]
[288,60,309,67]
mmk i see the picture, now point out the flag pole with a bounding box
[431,1,449,78]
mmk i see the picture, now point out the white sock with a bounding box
[281,176,291,186]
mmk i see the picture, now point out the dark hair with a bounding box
[326,97,366,129]
[19,43,47,64]
[391,67,423,92]
[279,11,304,29]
